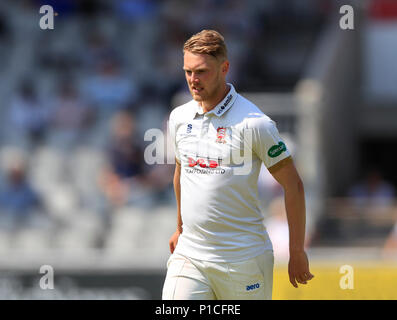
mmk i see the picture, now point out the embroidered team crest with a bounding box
[216,127,227,144]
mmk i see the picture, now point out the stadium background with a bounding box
[0,0,396,299]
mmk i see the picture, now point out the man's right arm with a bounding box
[169,160,182,253]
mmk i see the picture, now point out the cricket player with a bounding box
[162,29,314,300]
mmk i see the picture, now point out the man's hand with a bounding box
[288,250,314,288]
[169,229,182,254]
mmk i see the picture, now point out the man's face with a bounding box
[183,51,229,103]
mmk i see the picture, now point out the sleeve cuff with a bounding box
[268,156,292,174]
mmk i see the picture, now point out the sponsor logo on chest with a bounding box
[215,127,227,144]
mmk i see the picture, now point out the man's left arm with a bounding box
[270,159,315,288]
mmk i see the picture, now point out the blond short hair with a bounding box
[183,29,227,61]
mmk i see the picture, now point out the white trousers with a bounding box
[162,251,274,300]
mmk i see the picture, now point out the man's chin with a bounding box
[191,93,204,101]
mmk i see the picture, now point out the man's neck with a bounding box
[201,83,230,113]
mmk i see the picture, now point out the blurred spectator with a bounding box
[135,92,168,136]
[48,80,94,149]
[98,110,146,209]
[0,12,11,73]
[0,13,9,41]
[139,114,175,206]
[80,32,120,73]
[81,57,138,116]
[0,11,11,46]
[7,80,49,148]
[348,169,396,208]
[97,109,175,215]
[152,17,186,103]
[0,157,47,231]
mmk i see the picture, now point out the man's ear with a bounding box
[221,60,230,74]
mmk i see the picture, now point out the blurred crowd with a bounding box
[0,0,331,253]
[6,0,396,260]
[1,0,395,257]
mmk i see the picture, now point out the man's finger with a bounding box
[296,275,307,284]
[304,273,314,281]
[300,272,314,281]
[289,274,298,288]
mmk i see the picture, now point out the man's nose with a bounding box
[191,73,200,83]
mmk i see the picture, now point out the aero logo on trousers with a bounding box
[246,283,260,291]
